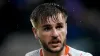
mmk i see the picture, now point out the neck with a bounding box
[41,46,66,56]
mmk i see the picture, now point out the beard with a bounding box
[39,38,65,53]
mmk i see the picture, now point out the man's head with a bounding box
[30,3,68,53]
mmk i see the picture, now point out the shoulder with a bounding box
[68,46,93,56]
[25,49,40,56]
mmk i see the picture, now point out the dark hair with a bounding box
[30,3,67,28]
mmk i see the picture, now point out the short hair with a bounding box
[30,3,68,28]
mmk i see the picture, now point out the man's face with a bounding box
[34,13,67,53]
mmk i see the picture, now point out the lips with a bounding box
[49,40,61,45]
[49,41,61,47]
[51,40,61,44]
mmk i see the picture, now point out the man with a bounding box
[25,3,93,56]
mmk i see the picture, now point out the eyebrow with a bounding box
[42,22,63,27]
[42,24,51,28]
[57,23,63,25]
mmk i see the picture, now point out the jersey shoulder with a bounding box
[69,46,93,56]
[25,49,40,56]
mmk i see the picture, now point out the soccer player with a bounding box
[25,3,93,56]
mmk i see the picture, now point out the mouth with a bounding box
[49,40,61,47]
[51,40,61,44]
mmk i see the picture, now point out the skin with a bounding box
[32,13,71,56]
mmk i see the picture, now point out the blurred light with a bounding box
[0,31,40,56]
[10,0,43,10]
[0,0,6,9]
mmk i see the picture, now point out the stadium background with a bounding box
[0,0,100,56]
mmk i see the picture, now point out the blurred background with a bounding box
[0,0,100,56]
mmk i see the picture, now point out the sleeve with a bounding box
[83,53,93,56]
[25,53,30,56]
[25,49,40,56]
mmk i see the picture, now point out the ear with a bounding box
[32,27,38,39]
[65,23,67,35]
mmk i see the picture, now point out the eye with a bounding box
[56,25,63,29]
[43,27,52,31]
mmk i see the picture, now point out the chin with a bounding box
[50,46,63,53]
[52,47,61,51]
[44,43,64,53]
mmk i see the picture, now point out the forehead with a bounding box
[39,13,65,26]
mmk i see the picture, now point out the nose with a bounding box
[51,29,58,39]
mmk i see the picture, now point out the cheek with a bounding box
[38,31,51,43]
[60,28,67,41]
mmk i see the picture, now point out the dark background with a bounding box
[0,0,100,56]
